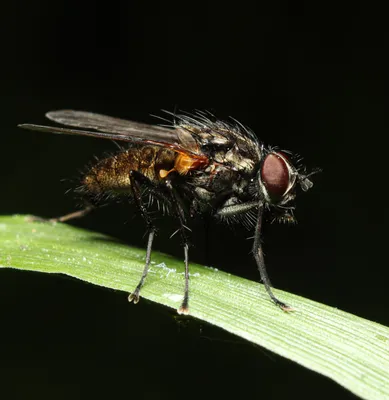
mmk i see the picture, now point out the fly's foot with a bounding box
[25,215,58,224]
[276,300,294,312]
[177,298,190,315]
[280,304,295,312]
[177,305,190,315]
[270,293,295,312]
[128,290,140,304]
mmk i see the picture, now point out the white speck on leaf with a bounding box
[204,266,218,272]
[154,262,176,277]
[162,293,182,303]
[179,271,200,277]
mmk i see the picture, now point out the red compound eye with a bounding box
[260,153,290,200]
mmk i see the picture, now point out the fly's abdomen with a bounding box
[83,146,176,194]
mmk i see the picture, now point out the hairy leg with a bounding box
[27,204,95,223]
[127,171,157,304]
[165,180,191,315]
[217,200,291,311]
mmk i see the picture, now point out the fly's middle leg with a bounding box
[128,171,157,304]
[165,180,191,315]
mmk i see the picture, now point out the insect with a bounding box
[19,110,318,314]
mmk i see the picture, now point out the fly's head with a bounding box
[257,149,318,223]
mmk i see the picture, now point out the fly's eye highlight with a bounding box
[260,153,291,201]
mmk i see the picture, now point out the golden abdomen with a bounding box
[83,146,176,194]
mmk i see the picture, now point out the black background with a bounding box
[1,2,387,399]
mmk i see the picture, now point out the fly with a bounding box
[18,110,319,314]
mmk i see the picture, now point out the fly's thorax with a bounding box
[190,161,249,204]
[225,145,257,172]
[210,143,258,175]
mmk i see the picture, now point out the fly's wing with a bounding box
[47,110,179,143]
[18,109,203,157]
[46,110,199,150]
[19,109,184,144]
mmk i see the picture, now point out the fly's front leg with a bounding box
[128,171,157,305]
[217,200,291,311]
[253,206,292,311]
[165,180,191,315]
[216,200,258,217]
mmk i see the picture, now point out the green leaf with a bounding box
[1,215,389,400]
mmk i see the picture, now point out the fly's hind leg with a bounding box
[27,204,95,224]
[127,171,157,305]
[48,205,95,223]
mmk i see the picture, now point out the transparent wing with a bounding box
[18,123,155,142]
[44,110,179,143]
[18,110,205,159]
[19,109,202,155]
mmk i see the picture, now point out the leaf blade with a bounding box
[1,215,388,400]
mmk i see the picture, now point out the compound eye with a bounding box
[260,153,291,201]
